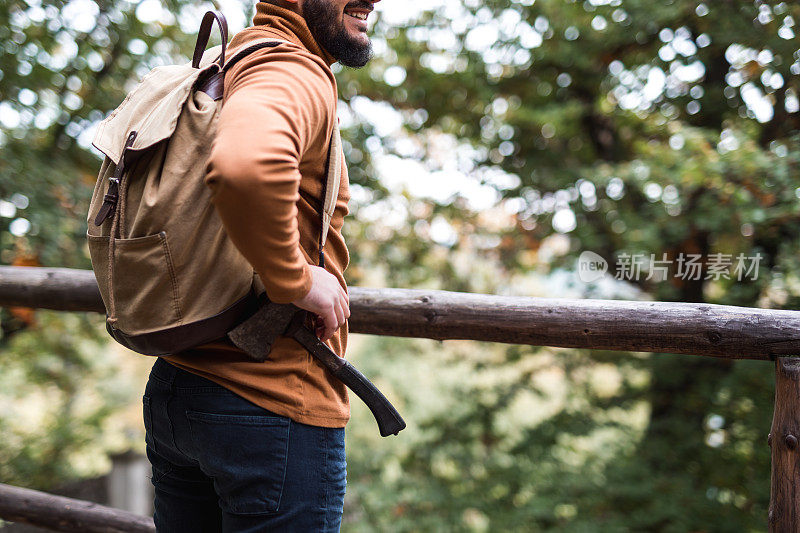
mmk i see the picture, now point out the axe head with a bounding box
[226,299,299,362]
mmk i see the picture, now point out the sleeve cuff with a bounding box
[259,261,313,304]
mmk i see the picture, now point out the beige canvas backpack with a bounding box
[86,11,342,356]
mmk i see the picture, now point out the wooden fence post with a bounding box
[769,357,800,531]
[108,450,154,517]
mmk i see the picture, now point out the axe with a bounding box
[227,297,406,437]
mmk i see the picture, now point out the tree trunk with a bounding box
[640,233,734,474]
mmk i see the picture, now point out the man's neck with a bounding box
[268,0,301,15]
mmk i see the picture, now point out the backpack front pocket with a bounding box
[88,231,182,334]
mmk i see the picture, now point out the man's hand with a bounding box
[292,265,350,342]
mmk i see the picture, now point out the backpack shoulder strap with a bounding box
[318,123,341,268]
[222,37,290,74]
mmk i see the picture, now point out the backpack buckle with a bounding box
[93,132,136,226]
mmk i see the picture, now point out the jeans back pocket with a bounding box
[186,411,290,514]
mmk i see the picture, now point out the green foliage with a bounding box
[0,0,203,492]
[1,0,798,531]
[0,312,139,488]
[336,1,799,530]
[0,0,205,267]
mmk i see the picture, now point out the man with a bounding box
[142,0,380,530]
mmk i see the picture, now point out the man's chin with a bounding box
[337,32,372,63]
[343,26,369,44]
[349,34,370,50]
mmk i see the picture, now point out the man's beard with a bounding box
[303,0,373,68]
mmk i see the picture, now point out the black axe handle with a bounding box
[286,311,406,437]
[228,302,406,437]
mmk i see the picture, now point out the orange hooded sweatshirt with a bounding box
[160,1,350,427]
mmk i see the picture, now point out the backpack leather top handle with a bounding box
[192,11,228,69]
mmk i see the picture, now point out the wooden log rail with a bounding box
[0,265,798,531]
[1,266,800,360]
[0,483,154,532]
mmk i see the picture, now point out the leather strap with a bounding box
[198,40,287,100]
[197,72,225,101]
[94,131,137,226]
[107,289,260,356]
[222,39,287,73]
[192,11,228,69]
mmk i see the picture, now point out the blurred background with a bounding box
[1,0,799,531]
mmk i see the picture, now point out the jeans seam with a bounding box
[149,454,173,485]
[143,396,156,454]
[148,371,172,387]
[276,421,291,512]
[322,427,330,531]
[166,383,181,455]
[173,386,233,395]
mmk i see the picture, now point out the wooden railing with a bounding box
[0,266,798,531]
[0,483,154,533]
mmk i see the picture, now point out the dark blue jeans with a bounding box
[143,357,346,532]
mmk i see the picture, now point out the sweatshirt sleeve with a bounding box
[204,45,336,304]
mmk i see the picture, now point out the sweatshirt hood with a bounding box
[252,1,337,66]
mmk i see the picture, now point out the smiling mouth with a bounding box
[346,11,369,20]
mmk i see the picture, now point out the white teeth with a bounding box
[347,11,368,20]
